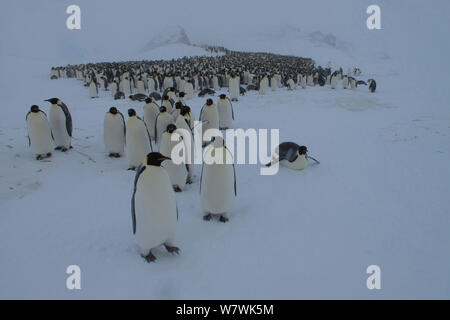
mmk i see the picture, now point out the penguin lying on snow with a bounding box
[129,93,148,102]
[114,91,125,100]
[131,152,180,262]
[198,88,215,97]
[149,91,162,101]
[266,142,320,170]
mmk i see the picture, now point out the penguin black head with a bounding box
[180,106,191,116]
[206,99,213,106]
[109,107,118,114]
[128,108,136,117]
[175,101,183,110]
[160,106,167,113]
[129,95,135,101]
[178,92,185,98]
[145,97,152,104]
[162,95,169,100]
[298,146,308,155]
[30,105,40,113]
[166,124,176,134]
[45,98,60,105]
[146,152,171,166]
[219,94,226,99]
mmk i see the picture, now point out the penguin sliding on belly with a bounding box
[45,98,72,152]
[126,108,153,170]
[131,152,180,262]
[104,107,125,158]
[266,142,320,170]
[26,105,53,160]
[201,137,236,223]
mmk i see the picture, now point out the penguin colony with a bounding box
[29,49,377,262]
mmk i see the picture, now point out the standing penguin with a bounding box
[330,73,338,89]
[259,75,269,94]
[300,74,307,89]
[175,106,194,184]
[126,108,153,170]
[155,106,175,145]
[159,124,189,192]
[143,98,160,140]
[184,80,194,100]
[161,95,174,114]
[342,75,349,89]
[26,105,53,160]
[368,79,377,92]
[131,152,180,262]
[89,80,99,98]
[199,98,219,146]
[228,74,240,101]
[45,98,72,151]
[217,94,234,130]
[104,107,125,158]
[201,137,236,222]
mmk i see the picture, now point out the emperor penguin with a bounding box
[173,101,183,120]
[155,106,174,145]
[159,124,189,192]
[259,75,269,94]
[104,107,126,158]
[161,95,174,113]
[143,98,160,140]
[199,98,219,146]
[266,143,319,170]
[349,77,357,89]
[131,152,180,262]
[307,73,314,86]
[26,105,53,160]
[217,94,234,130]
[126,108,153,170]
[184,80,194,100]
[45,98,72,151]
[270,75,278,91]
[330,73,338,89]
[342,75,349,89]
[228,74,240,101]
[167,87,177,102]
[201,137,236,223]
[368,79,377,93]
[177,91,186,106]
[287,78,296,90]
[136,78,145,94]
[175,106,194,184]
[110,80,118,97]
[300,74,307,89]
[89,80,99,98]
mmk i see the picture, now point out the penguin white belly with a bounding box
[259,79,268,94]
[212,77,220,91]
[111,83,117,96]
[160,135,188,190]
[287,79,296,90]
[201,162,235,214]
[27,113,53,156]
[156,114,174,145]
[135,168,177,255]
[229,79,240,100]
[280,156,307,170]
[343,78,349,89]
[301,77,307,89]
[143,105,159,140]
[89,83,98,98]
[126,120,152,168]
[147,79,155,92]
[184,83,194,100]
[270,78,277,91]
[307,75,314,86]
[104,114,125,154]
[331,76,338,89]
[201,107,219,134]
[137,81,145,94]
[49,106,71,148]
[217,100,233,129]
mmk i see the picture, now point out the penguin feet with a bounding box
[173,186,182,192]
[46,152,52,158]
[128,167,136,171]
[36,155,43,160]
[164,244,180,255]
[114,153,121,158]
[203,213,212,221]
[186,177,193,184]
[219,216,229,223]
[109,153,121,158]
[141,251,157,263]
[61,147,68,152]
[54,146,62,151]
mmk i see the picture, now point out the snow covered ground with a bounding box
[1,0,450,299]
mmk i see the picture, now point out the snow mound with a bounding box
[141,26,191,52]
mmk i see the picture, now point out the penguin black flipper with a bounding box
[131,165,146,234]
[199,105,205,121]
[154,113,161,141]
[143,122,153,151]
[200,163,204,193]
[60,102,73,137]
[227,97,235,120]
[278,142,300,163]
[118,111,126,137]
[233,163,237,196]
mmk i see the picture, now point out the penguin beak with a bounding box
[158,156,171,161]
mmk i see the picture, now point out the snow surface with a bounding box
[1,0,450,299]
